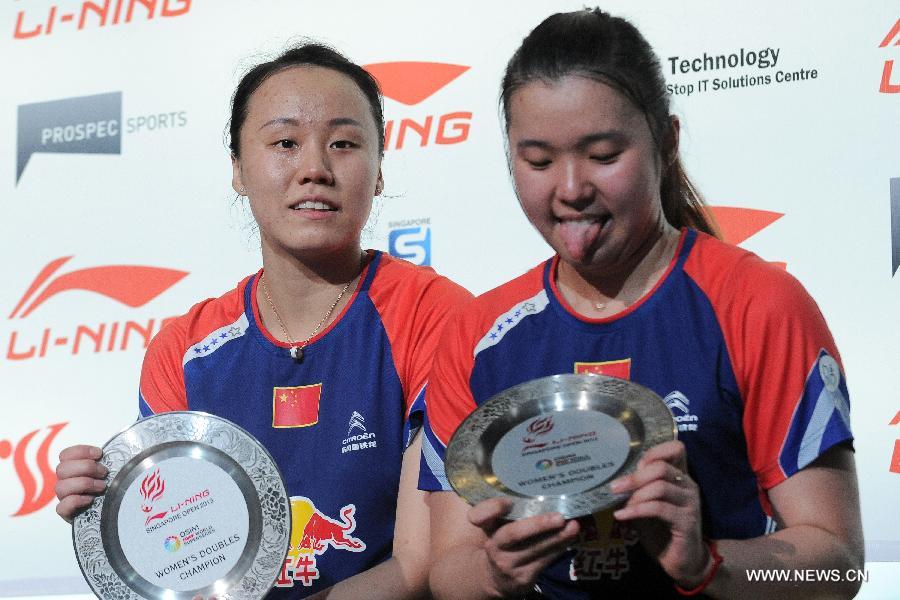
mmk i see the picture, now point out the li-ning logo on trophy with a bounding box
[522,416,554,451]
[140,468,168,526]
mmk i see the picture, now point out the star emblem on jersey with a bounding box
[272,384,322,428]
[342,411,377,454]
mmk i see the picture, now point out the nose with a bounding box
[297,144,334,186]
[556,158,593,209]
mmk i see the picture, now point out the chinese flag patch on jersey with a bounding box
[273,384,322,428]
[575,359,632,380]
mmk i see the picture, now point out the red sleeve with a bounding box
[138,318,189,415]
[686,234,848,490]
[369,258,473,418]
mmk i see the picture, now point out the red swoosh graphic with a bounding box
[9,256,72,319]
[12,422,67,516]
[707,206,784,245]
[364,62,469,105]
[16,265,188,318]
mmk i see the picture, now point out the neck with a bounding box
[257,242,366,343]
[557,221,680,317]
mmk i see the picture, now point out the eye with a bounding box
[330,139,359,150]
[274,139,296,149]
[589,151,621,164]
[525,159,552,170]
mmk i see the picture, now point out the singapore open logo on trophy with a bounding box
[71,413,291,599]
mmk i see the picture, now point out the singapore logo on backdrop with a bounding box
[16,91,188,185]
[363,62,472,151]
[388,218,431,266]
[0,422,68,517]
[4,256,187,362]
[12,0,193,40]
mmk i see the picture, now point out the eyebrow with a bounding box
[516,131,627,151]
[259,117,365,130]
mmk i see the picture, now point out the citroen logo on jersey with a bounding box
[664,391,699,432]
[347,412,366,436]
[342,412,377,454]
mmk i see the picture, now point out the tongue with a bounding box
[558,220,601,261]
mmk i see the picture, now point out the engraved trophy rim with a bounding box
[445,374,677,520]
[72,411,291,600]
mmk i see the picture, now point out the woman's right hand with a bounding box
[55,445,108,523]
[468,497,580,597]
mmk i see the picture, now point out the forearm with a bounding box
[307,555,427,600]
[430,543,503,600]
[702,526,864,600]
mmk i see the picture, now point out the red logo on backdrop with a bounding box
[363,62,472,151]
[140,468,168,526]
[707,206,787,269]
[273,384,322,428]
[13,0,192,40]
[4,256,187,361]
[0,422,67,516]
[889,410,900,474]
[878,18,900,93]
[575,359,632,380]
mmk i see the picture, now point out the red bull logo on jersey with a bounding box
[275,496,367,588]
[0,422,67,516]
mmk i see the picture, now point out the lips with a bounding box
[290,196,337,212]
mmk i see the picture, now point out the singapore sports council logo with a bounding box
[388,220,431,266]
[0,422,68,516]
[164,535,182,552]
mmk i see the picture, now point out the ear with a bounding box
[231,155,244,195]
[374,168,384,196]
[664,116,681,168]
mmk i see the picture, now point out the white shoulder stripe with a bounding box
[473,290,549,358]
[182,313,249,366]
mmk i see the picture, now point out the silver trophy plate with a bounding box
[73,412,291,599]
[445,374,676,520]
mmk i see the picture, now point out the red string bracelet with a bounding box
[674,539,723,597]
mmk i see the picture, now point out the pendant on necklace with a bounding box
[594,302,606,311]
[289,346,304,363]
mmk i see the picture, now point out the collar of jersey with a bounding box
[244,249,381,355]
[544,228,693,332]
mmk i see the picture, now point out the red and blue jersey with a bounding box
[420,229,852,598]
[139,250,471,598]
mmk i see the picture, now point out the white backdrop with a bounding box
[2,0,898,595]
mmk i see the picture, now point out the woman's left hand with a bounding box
[609,440,711,588]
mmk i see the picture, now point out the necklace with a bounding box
[260,271,355,364]
[594,302,607,311]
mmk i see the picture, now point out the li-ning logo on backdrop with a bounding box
[706,206,786,269]
[16,91,122,184]
[13,0,193,40]
[0,422,67,516]
[388,218,431,266]
[879,18,900,93]
[4,256,187,361]
[140,468,168,526]
[364,62,471,151]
